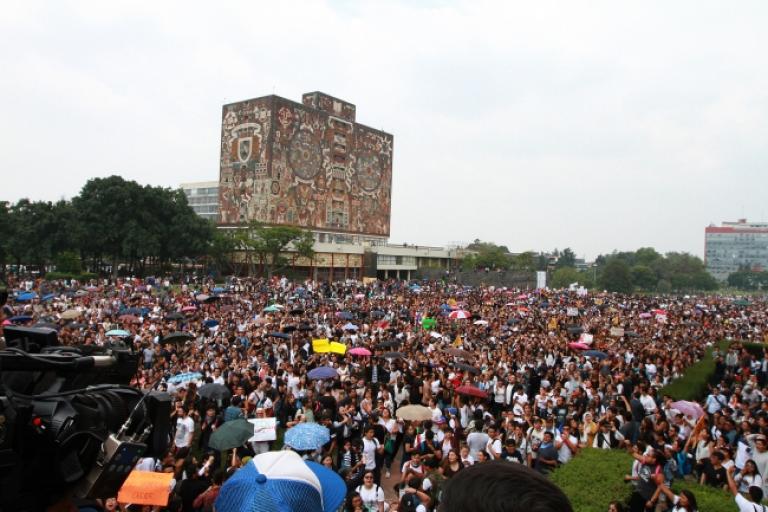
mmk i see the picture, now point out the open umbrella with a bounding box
[568,342,590,351]
[266,332,290,339]
[473,319,489,326]
[349,347,372,357]
[377,340,400,349]
[15,292,38,302]
[60,309,81,320]
[195,293,210,302]
[282,325,297,333]
[181,305,197,312]
[198,383,232,402]
[442,347,474,360]
[34,322,59,330]
[263,305,281,313]
[455,385,487,399]
[290,307,305,315]
[370,310,385,319]
[208,419,255,451]
[106,329,130,337]
[119,314,140,323]
[395,405,433,421]
[342,322,358,331]
[448,310,470,320]
[566,325,584,335]
[164,332,194,344]
[212,287,225,293]
[167,372,203,384]
[203,319,219,328]
[165,312,184,321]
[123,307,143,315]
[203,295,221,303]
[670,400,706,419]
[382,351,405,360]
[284,423,331,451]
[336,311,354,321]
[584,350,608,360]
[308,366,338,380]
[298,323,314,332]
[8,315,33,324]
[453,362,479,375]
[41,293,57,302]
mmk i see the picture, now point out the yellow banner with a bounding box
[329,341,347,355]
[312,339,330,353]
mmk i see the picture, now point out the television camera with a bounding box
[0,322,171,511]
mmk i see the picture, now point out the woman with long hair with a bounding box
[734,459,763,494]
[647,482,698,512]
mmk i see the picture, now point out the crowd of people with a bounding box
[3,274,768,511]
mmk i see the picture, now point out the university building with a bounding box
[705,219,768,281]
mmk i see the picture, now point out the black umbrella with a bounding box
[566,325,584,335]
[382,351,405,360]
[290,308,305,315]
[198,383,232,401]
[298,323,314,332]
[34,322,59,330]
[453,362,480,374]
[166,312,185,321]
[370,310,385,319]
[164,332,195,344]
[66,322,87,329]
[377,340,400,349]
[266,332,290,339]
[506,318,519,325]
[204,295,221,303]
[282,325,297,333]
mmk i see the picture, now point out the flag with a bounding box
[454,334,463,347]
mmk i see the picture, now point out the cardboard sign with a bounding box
[610,327,625,337]
[329,341,347,355]
[566,307,579,317]
[312,339,330,353]
[248,417,277,442]
[118,470,174,506]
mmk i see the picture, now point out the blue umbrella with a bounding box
[41,293,56,302]
[123,307,142,315]
[203,319,219,328]
[167,372,203,384]
[307,366,338,380]
[16,292,38,302]
[337,311,354,320]
[266,332,290,339]
[584,350,608,360]
[440,304,452,311]
[9,315,33,324]
[342,322,358,331]
[284,422,331,451]
[106,329,130,336]
[213,287,225,293]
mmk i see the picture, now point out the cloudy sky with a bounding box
[2,1,766,259]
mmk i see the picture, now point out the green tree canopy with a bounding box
[599,258,633,293]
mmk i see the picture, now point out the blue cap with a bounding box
[215,451,346,512]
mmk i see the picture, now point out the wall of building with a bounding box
[218,93,393,238]
[705,222,768,280]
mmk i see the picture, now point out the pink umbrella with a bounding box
[348,347,372,357]
[670,400,705,419]
[568,342,590,350]
[448,310,470,320]
[182,306,197,312]
[639,312,652,319]
[2,320,11,326]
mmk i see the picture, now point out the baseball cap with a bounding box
[215,450,346,512]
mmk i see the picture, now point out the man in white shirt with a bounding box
[173,406,195,458]
[555,425,579,464]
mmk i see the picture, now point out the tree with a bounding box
[555,247,576,268]
[461,241,512,270]
[630,265,657,291]
[551,267,582,289]
[511,251,536,271]
[239,222,313,278]
[599,258,633,293]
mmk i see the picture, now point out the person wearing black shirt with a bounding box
[501,438,525,464]
[700,451,728,489]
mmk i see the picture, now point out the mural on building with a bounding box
[219,93,392,237]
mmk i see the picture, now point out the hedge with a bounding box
[671,480,734,512]
[550,448,634,512]
[658,341,729,401]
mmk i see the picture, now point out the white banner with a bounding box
[567,307,579,317]
[248,417,277,442]
[536,271,547,289]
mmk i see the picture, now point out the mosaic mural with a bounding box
[219,93,392,237]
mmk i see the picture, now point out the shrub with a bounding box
[671,480,734,512]
[659,341,729,401]
[44,271,98,282]
[550,448,634,512]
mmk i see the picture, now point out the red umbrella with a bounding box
[448,310,470,320]
[119,314,140,324]
[182,306,197,312]
[455,385,487,399]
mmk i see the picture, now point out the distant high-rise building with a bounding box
[217,91,393,244]
[181,181,219,222]
[705,219,768,281]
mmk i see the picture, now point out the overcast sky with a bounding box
[2,1,767,259]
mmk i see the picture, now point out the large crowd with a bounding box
[3,274,768,512]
